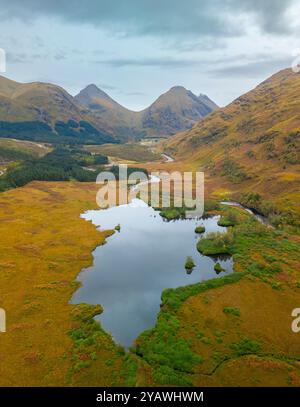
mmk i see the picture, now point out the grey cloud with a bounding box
[210,56,291,78]
[97,83,118,91]
[93,57,204,68]
[223,0,294,34]
[120,91,146,96]
[169,38,226,53]
[0,0,296,38]
[7,50,69,63]
[93,54,254,69]
[6,52,30,63]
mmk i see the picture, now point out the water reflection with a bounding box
[72,201,233,348]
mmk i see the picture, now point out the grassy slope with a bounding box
[0,75,115,139]
[0,138,51,157]
[84,143,161,163]
[0,181,136,386]
[77,85,217,140]
[164,68,300,216]
[135,70,300,385]
[0,67,300,386]
[0,75,83,123]
[135,207,300,386]
[0,180,299,386]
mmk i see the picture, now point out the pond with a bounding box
[71,193,233,348]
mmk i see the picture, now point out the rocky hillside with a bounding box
[75,84,218,140]
[0,76,115,144]
[140,86,217,137]
[75,84,141,140]
[0,75,218,143]
[165,68,300,217]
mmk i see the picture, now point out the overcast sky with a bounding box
[0,0,299,110]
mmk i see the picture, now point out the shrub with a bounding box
[160,207,186,221]
[153,365,193,386]
[197,231,234,255]
[204,200,220,212]
[221,158,250,183]
[214,262,225,273]
[223,307,240,317]
[195,225,205,233]
[185,256,195,270]
[218,211,237,227]
[230,337,261,356]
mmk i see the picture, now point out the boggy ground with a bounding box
[0,181,137,386]
[135,207,300,386]
[0,180,299,386]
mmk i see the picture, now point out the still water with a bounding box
[71,197,233,348]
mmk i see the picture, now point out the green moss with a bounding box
[195,225,205,234]
[223,306,240,317]
[136,312,203,379]
[221,157,250,183]
[153,365,193,386]
[197,231,233,255]
[218,213,237,227]
[185,256,195,270]
[120,354,138,387]
[160,207,186,220]
[68,304,127,379]
[214,262,225,273]
[161,272,245,312]
[204,200,221,212]
[230,337,261,356]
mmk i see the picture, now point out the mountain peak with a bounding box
[69,81,218,139]
[75,84,112,103]
[198,93,219,110]
[168,85,188,92]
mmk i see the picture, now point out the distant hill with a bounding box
[164,68,300,217]
[140,86,218,137]
[0,76,115,144]
[75,84,141,140]
[75,84,218,140]
[0,75,218,143]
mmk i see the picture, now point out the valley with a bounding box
[0,175,299,386]
[164,69,300,221]
[0,75,217,143]
[1,0,300,399]
[0,67,299,387]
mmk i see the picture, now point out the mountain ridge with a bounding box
[164,68,300,217]
[75,83,218,139]
[0,75,218,142]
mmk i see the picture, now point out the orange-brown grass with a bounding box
[178,278,300,386]
[0,181,134,386]
[164,68,300,216]
[134,206,300,386]
[0,177,299,387]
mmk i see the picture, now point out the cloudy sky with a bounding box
[0,0,299,110]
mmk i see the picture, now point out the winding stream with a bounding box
[161,153,174,162]
[220,201,270,225]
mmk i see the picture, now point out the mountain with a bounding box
[140,86,217,137]
[164,68,300,216]
[75,84,140,140]
[75,84,218,140]
[198,93,219,111]
[0,75,218,143]
[0,75,115,144]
